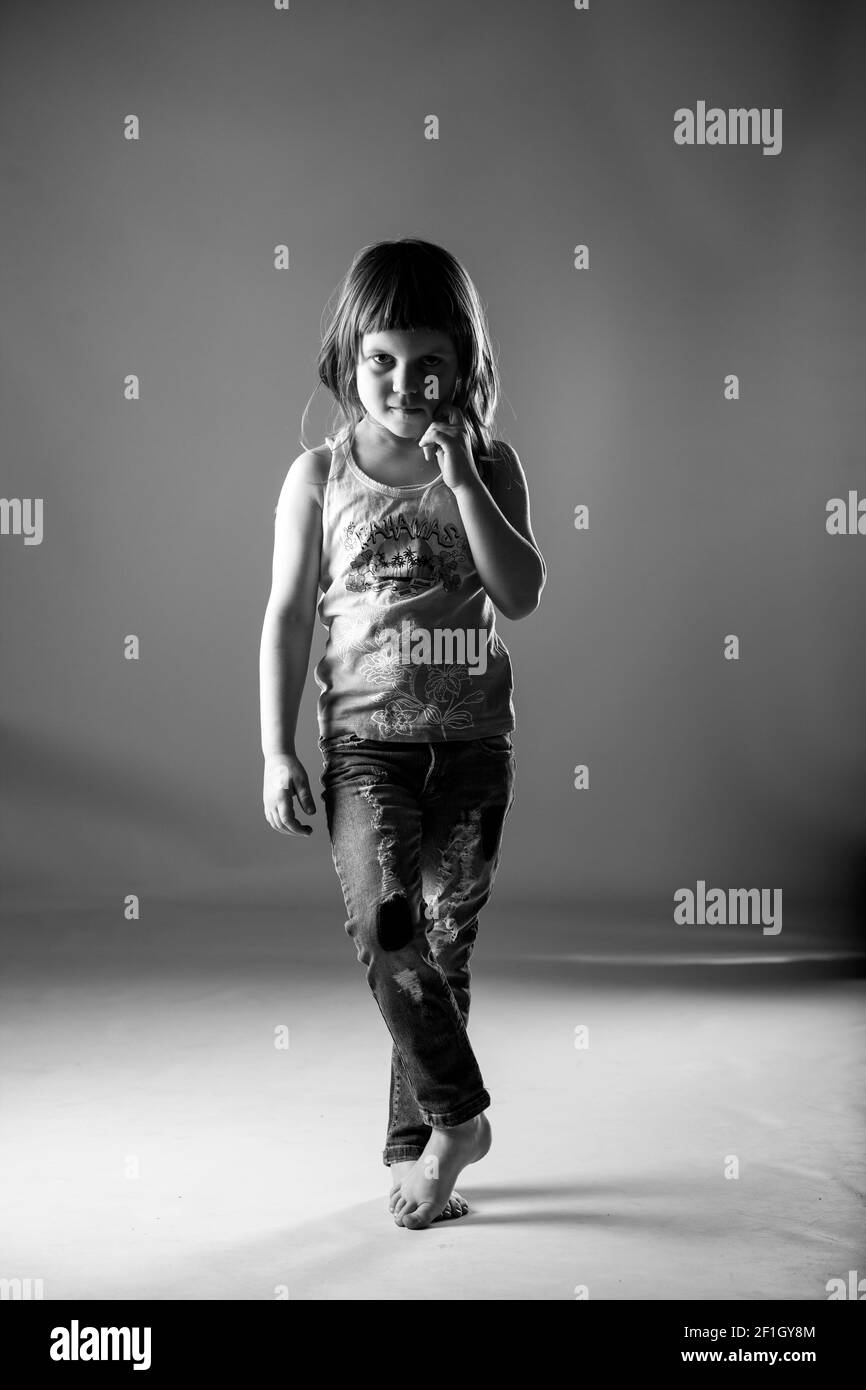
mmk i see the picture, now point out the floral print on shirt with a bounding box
[332,606,487,738]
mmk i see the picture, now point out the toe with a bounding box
[430,1195,469,1223]
[393,1197,413,1226]
[403,1202,436,1230]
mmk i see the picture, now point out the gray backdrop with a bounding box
[2,0,863,935]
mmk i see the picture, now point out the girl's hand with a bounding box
[263,753,317,836]
[417,405,480,492]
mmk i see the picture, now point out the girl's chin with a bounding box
[386,411,425,428]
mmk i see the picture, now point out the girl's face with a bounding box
[355,328,459,439]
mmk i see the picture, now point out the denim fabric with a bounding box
[320,733,515,1166]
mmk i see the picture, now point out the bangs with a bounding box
[358,257,461,342]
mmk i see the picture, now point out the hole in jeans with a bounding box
[377,894,414,951]
[480,803,508,860]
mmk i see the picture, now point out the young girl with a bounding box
[259,238,545,1231]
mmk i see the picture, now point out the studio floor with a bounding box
[1,904,863,1300]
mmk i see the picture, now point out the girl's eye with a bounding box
[371,355,441,366]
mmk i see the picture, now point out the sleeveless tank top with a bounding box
[313,424,516,745]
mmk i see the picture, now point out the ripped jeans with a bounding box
[320,732,515,1167]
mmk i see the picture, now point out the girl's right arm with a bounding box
[259,449,329,836]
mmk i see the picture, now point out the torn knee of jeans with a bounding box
[424,815,480,947]
[435,814,479,896]
[423,802,507,956]
[480,802,507,860]
[423,891,460,956]
[377,893,414,951]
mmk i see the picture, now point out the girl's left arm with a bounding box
[451,441,547,621]
[418,406,546,620]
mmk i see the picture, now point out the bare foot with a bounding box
[393,1113,491,1230]
[387,1160,468,1222]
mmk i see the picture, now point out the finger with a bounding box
[265,809,289,835]
[294,776,317,817]
[276,793,311,836]
[419,428,458,458]
[417,426,446,454]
